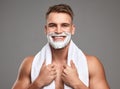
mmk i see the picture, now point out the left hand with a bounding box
[61,60,80,87]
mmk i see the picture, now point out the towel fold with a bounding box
[31,40,89,89]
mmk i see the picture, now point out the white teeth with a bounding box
[54,36,64,38]
[53,36,64,41]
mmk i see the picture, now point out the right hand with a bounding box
[35,60,57,87]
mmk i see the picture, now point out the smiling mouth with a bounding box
[52,36,66,41]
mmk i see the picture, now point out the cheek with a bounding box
[46,28,56,33]
[62,27,71,32]
[64,29,73,35]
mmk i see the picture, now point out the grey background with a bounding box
[0,0,120,89]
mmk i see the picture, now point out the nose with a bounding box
[55,26,63,34]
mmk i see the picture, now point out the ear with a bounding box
[44,25,47,35]
[71,24,75,35]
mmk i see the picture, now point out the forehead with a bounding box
[46,12,72,24]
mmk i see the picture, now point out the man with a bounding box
[12,4,110,89]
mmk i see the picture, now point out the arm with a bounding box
[12,56,43,89]
[73,56,110,89]
[12,56,57,89]
[61,56,110,89]
[87,56,110,89]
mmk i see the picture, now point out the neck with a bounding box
[50,44,70,63]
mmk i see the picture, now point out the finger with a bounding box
[70,60,76,69]
[47,64,56,72]
[52,74,57,80]
[47,64,54,69]
[51,70,57,75]
[42,60,46,67]
[63,65,66,69]
[51,64,55,68]
[61,71,66,77]
[50,70,57,80]
[63,64,68,69]
[51,66,56,71]
[62,67,68,75]
[61,75,65,82]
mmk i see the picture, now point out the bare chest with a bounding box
[55,64,64,89]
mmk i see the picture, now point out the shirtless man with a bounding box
[12,4,110,89]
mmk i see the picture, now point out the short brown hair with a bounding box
[46,4,74,21]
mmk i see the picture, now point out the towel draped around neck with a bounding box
[31,40,89,89]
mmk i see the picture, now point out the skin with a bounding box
[12,12,110,89]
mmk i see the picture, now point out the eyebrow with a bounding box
[47,23,56,27]
[48,22,71,25]
[48,23,56,25]
[61,23,70,25]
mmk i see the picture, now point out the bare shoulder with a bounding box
[85,54,110,89]
[85,54,104,76]
[12,56,35,89]
[85,54,101,64]
[21,56,34,70]
[85,54,102,66]
[19,56,34,77]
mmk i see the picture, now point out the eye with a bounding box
[62,23,70,27]
[48,23,56,27]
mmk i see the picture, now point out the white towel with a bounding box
[31,40,89,89]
